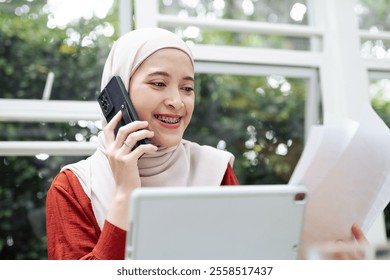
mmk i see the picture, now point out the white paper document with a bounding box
[289,105,390,248]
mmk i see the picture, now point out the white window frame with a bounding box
[1,0,390,156]
[0,0,388,243]
[194,62,320,142]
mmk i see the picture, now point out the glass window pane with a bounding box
[369,77,390,238]
[159,0,309,24]
[370,78,390,127]
[356,0,390,59]
[185,73,309,184]
[159,0,311,50]
[0,0,118,100]
[160,26,312,50]
[355,0,390,31]
[0,155,86,259]
[361,39,390,59]
[0,121,101,142]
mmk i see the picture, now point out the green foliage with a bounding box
[0,0,309,259]
[371,81,390,236]
[186,74,305,184]
[7,0,388,260]
[159,0,310,50]
[0,155,85,259]
[159,0,308,24]
[0,0,118,259]
[358,0,390,30]
[0,0,117,100]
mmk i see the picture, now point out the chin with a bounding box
[154,137,182,148]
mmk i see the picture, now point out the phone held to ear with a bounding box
[97,76,151,149]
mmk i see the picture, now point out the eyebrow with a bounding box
[147,71,194,82]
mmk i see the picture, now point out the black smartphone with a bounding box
[97,76,150,148]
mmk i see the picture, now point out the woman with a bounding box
[46,28,239,260]
[46,28,367,260]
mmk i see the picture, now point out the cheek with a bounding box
[131,95,151,121]
[184,96,195,122]
[135,103,154,122]
[129,84,155,121]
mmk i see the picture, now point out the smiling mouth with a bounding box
[154,115,181,124]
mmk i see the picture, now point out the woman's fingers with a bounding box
[121,130,155,152]
[115,121,150,149]
[103,110,123,144]
[103,110,152,151]
[125,143,158,159]
[351,223,369,245]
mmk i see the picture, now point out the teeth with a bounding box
[156,115,180,124]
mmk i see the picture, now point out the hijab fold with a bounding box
[61,28,235,229]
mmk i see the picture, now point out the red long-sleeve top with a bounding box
[46,164,239,260]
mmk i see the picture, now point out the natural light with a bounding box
[46,0,113,28]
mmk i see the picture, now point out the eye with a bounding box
[181,86,194,93]
[152,82,166,87]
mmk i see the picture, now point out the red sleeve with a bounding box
[46,170,126,260]
[220,163,240,185]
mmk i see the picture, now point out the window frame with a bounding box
[2,0,390,156]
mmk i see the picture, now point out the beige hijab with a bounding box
[62,28,235,229]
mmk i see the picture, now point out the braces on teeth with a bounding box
[157,115,180,124]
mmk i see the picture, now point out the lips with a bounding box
[154,114,181,124]
[154,114,183,129]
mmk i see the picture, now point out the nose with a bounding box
[164,88,184,110]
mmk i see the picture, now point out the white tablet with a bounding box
[125,185,307,260]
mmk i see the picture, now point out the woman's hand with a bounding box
[351,223,369,245]
[325,224,370,260]
[104,111,157,192]
[104,111,158,230]
[304,224,370,260]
